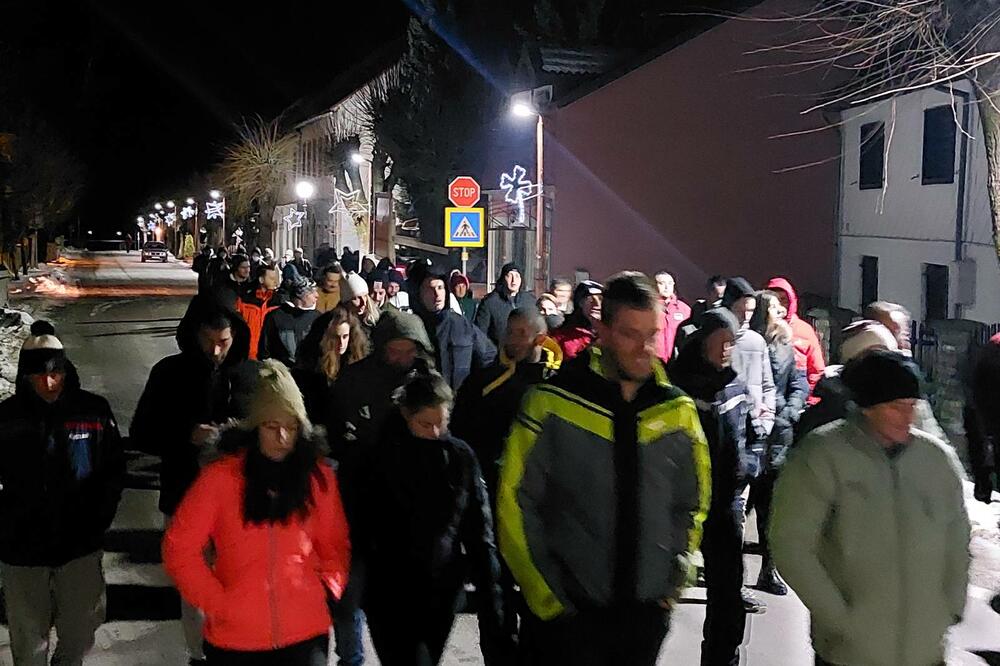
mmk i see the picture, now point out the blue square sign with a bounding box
[444,207,485,247]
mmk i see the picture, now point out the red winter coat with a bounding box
[162,453,350,651]
[766,278,826,401]
[551,322,597,361]
[656,296,692,364]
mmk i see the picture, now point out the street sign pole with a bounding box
[461,248,469,276]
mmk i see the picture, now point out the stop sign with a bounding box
[448,176,481,207]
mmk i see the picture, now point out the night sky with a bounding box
[2,0,410,234]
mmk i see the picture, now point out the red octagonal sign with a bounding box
[448,176,481,208]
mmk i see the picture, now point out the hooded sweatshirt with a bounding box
[474,262,535,345]
[766,278,826,398]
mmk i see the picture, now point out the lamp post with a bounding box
[295,180,315,256]
[511,85,553,295]
[208,190,225,249]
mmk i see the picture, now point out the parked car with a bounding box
[141,241,168,263]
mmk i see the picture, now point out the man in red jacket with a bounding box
[766,277,826,400]
[654,271,691,363]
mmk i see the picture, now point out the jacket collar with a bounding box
[587,346,670,389]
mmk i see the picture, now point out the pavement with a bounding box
[1,250,999,665]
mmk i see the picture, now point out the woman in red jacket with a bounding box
[163,360,350,665]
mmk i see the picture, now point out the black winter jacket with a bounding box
[259,303,322,367]
[0,364,125,566]
[417,297,497,390]
[132,303,254,515]
[451,347,559,499]
[669,344,749,503]
[765,340,809,469]
[474,288,536,346]
[359,415,503,630]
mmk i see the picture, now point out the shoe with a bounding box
[756,564,788,596]
[741,586,767,614]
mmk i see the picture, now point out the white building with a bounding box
[836,81,1000,323]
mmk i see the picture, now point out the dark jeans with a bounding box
[526,604,669,666]
[366,592,461,666]
[332,559,366,666]
[204,635,328,665]
[701,500,747,666]
[748,471,777,565]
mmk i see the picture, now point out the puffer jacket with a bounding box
[237,287,280,361]
[765,340,809,469]
[730,328,776,440]
[162,451,350,652]
[498,348,711,620]
[259,303,322,367]
[771,413,969,666]
[0,363,124,567]
[415,291,497,390]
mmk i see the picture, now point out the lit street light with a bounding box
[87,230,93,235]
[351,152,366,165]
[295,180,315,200]
[186,197,195,205]
[209,190,221,200]
[136,216,144,223]
[116,231,122,237]
[166,201,175,209]
[154,203,163,211]
[510,85,553,295]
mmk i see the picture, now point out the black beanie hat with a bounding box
[842,350,922,408]
[721,277,755,309]
[572,280,604,310]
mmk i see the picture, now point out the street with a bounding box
[2,251,1000,665]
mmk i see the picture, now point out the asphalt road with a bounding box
[2,251,999,665]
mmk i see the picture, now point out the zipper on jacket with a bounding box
[890,461,906,665]
[268,524,280,649]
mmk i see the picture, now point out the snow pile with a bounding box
[0,307,34,401]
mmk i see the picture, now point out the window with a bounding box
[924,264,949,321]
[859,122,885,190]
[861,256,879,307]
[922,105,956,185]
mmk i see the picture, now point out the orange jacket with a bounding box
[237,288,281,361]
[163,453,350,651]
[766,278,826,402]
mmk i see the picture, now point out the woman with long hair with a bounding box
[294,305,370,420]
[163,360,351,665]
[359,372,507,665]
[747,290,808,595]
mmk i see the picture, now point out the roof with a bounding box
[555,0,767,107]
[539,47,623,75]
[280,38,406,130]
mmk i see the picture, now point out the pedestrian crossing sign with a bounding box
[444,207,485,247]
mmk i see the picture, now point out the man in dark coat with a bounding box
[258,278,321,367]
[669,309,751,666]
[0,321,125,666]
[193,246,213,293]
[416,271,497,390]
[132,301,251,664]
[474,262,536,345]
[451,307,560,655]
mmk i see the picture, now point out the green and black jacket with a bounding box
[497,347,711,620]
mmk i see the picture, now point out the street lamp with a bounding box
[350,152,365,165]
[136,216,144,223]
[209,190,221,200]
[295,180,315,200]
[166,200,175,209]
[87,230,93,235]
[510,85,553,295]
[186,197,195,205]
[154,203,163,211]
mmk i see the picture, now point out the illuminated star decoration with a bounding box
[283,207,306,230]
[205,200,226,221]
[499,165,535,226]
[329,187,367,219]
[180,205,197,221]
[164,212,177,226]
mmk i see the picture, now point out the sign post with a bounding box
[447,177,482,277]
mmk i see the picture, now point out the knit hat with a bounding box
[18,320,68,376]
[721,277,755,309]
[839,320,898,363]
[499,262,522,280]
[244,359,309,429]
[842,350,921,408]
[340,272,370,300]
[450,272,470,291]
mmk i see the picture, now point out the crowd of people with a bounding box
[0,241,987,666]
